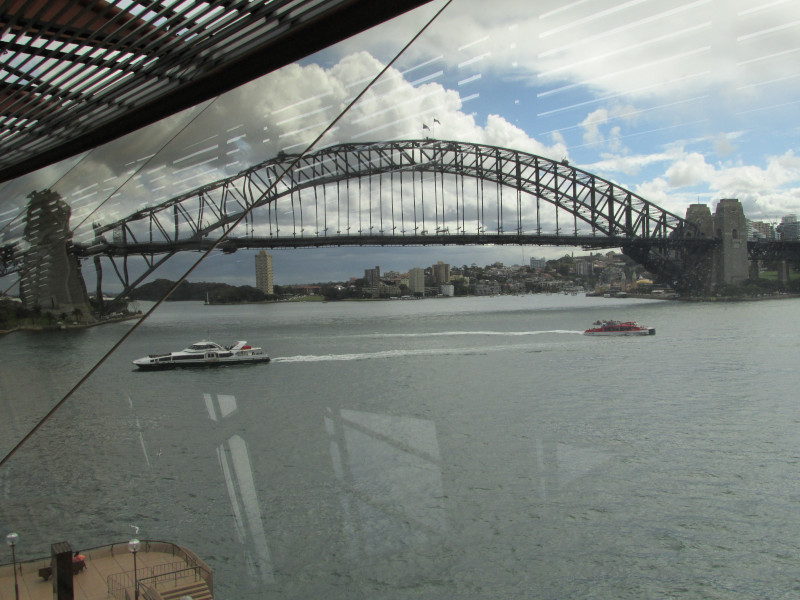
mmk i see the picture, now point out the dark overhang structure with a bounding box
[0,0,434,184]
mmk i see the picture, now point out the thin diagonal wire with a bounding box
[0,0,453,469]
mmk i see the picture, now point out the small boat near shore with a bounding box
[583,320,655,336]
[134,340,270,370]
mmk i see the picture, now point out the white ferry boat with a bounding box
[583,320,656,336]
[133,340,270,370]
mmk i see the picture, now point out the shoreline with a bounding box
[204,291,800,305]
[0,312,142,336]
[3,292,798,335]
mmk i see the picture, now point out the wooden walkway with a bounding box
[0,541,213,600]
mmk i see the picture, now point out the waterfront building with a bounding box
[471,280,501,295]
[408,267,425,295]
[424,285,441,296]
[530,257,546,270]
[440,284,454,296]
[254,250,274,295]
[383,283,402,296]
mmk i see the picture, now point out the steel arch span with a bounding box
[85,139,691,246]
[64,140,700,298]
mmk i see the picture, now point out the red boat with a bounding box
[583,320,656,336]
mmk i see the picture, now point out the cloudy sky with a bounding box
[2,0,800,288]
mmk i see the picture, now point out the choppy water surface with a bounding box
[1,294,799,599]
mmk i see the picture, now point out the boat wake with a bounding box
[350,329,584,338]
[271,341,570,363]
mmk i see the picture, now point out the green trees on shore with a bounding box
[129,278,272,303]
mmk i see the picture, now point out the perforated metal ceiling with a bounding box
[0,0,432,183]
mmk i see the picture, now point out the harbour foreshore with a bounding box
[0,539,212,600]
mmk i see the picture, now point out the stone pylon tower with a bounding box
[682,203,716,292]
[682,198,750,291]
[712,198,749,286]
[19,189,92,316]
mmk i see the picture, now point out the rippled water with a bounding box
[1,294,799,599]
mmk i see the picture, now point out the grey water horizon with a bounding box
[1,294,798,599]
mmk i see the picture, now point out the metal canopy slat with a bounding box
[0,0,434,183]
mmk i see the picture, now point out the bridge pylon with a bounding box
[18,190,93,316]
[680,199,749,292]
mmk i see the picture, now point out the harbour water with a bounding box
[1,294,799,599]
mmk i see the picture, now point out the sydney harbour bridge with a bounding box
[1,139,797,312]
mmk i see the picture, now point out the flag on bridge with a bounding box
[422,123,430,131]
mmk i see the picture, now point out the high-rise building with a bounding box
[574,257,593,276]
[363,265,381,297]
[432,261,450,284]
[777,215,800,241]
[254,250,274,295]
[408,267,425,295]
[748,220,775,240]
[364,266,381,286]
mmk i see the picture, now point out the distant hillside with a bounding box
[129,279,269,303]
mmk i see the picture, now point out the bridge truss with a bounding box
[5,140,704,300]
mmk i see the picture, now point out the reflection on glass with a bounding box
[205,393,274,584]
[325,408,446,560]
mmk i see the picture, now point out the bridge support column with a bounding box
[749,260,760,281]
[777,260,791,283]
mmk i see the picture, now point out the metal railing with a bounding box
[106,541,212,600]
[108,561,186,599]
[140,565,206,589]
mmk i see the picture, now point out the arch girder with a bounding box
[89,140,688,250]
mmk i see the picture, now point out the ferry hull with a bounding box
[133,340,270,370]
[134,356,271,370]
[583,328,655,336]
[583,320,656,336]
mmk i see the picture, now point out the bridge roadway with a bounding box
[70,233,717,256]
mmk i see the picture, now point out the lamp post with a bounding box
[6,532,19,600]
[128,538,140,600]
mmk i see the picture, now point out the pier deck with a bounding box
[0,541,212,600]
